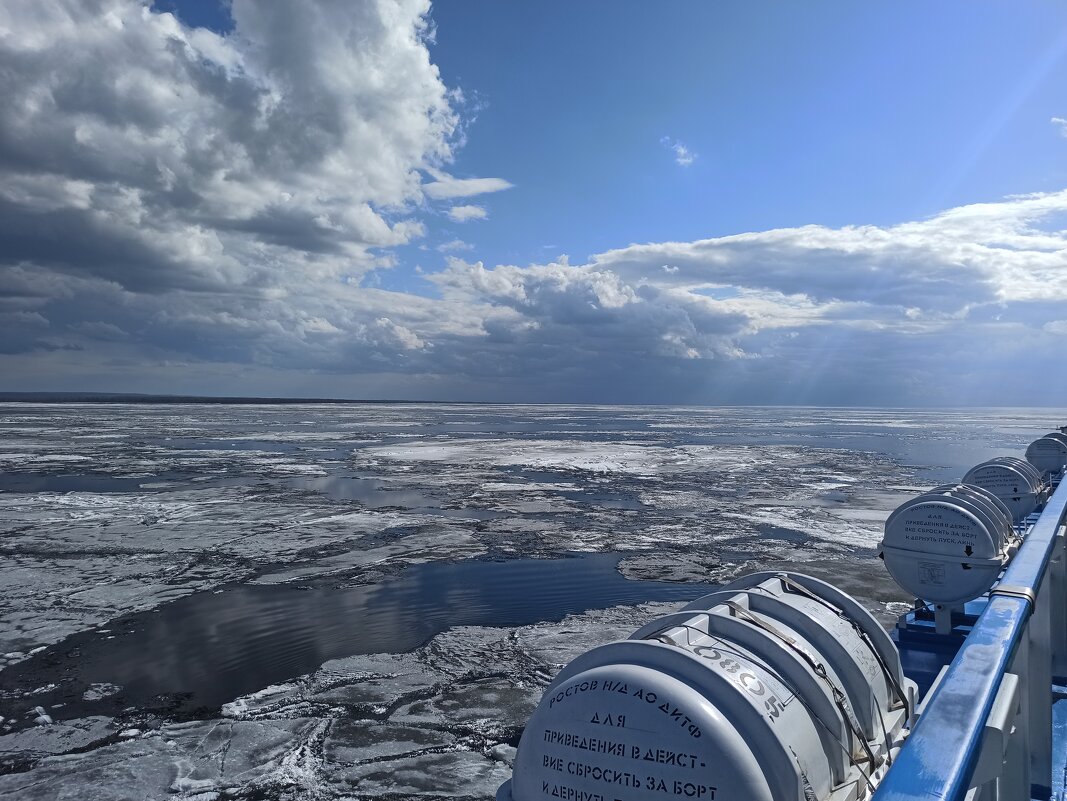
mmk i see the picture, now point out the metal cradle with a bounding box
[873,474,1067,801]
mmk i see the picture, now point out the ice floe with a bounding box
[0,402,1059,798]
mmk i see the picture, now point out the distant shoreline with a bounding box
[1,392,1064,410]
[0,392,420,405]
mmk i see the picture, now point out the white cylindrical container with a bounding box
[962,459,1045,521]
[985,456,1044,487]
[1026,436,1067,475]
[879,485,1015,604]
[498,572,914,801]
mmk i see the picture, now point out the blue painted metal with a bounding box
[873,473,1067,801]
[874,596,1030,801]
[892,598,986,695]
[994,491,1063,605]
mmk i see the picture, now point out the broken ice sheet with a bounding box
[0,402,1053,798]
[82,684,121,701]
[0,716,115,774]
[0,603,677,800]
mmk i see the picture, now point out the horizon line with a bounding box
[0,391,1065,412]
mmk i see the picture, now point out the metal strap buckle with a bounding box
[990,582,1037,607]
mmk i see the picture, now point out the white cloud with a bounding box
[447,204,488,222]
[423,170,513,199]
[0,0,518,294]
[374,317,425,350]
[660,136,697,167]
[1052,117,1067,138]
[589,189,1067,314]
[437,239,474,252]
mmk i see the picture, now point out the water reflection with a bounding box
[0,472,189,493]
[288,475,502,519]
[147,437,305,453]
[1,554,709,719]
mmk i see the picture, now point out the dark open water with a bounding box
[0,554,709,720]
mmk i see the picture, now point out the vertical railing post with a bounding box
[1008,641,1032,799]
[1000,707,1028,801]
[1051,526,1066,679]
[1026,570,1052,793]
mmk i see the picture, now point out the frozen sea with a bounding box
[0,403,1061,800]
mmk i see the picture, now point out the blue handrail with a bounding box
[872,480,1067,801]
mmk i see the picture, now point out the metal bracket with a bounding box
[970,672,1020,788]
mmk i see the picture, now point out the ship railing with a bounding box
[872,475,1067,801]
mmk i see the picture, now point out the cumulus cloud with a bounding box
[0,0,465,288]
[415,189,1067,403]
[446,204,488,222]
[1052,117,1067,138]
[660,136,696,167]
[431,257,749,361]
[0,0,503,376]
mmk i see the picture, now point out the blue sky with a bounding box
[422,1,1067,273]
[0,1,1066,404]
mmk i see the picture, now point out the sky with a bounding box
[1,0,1066,405]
